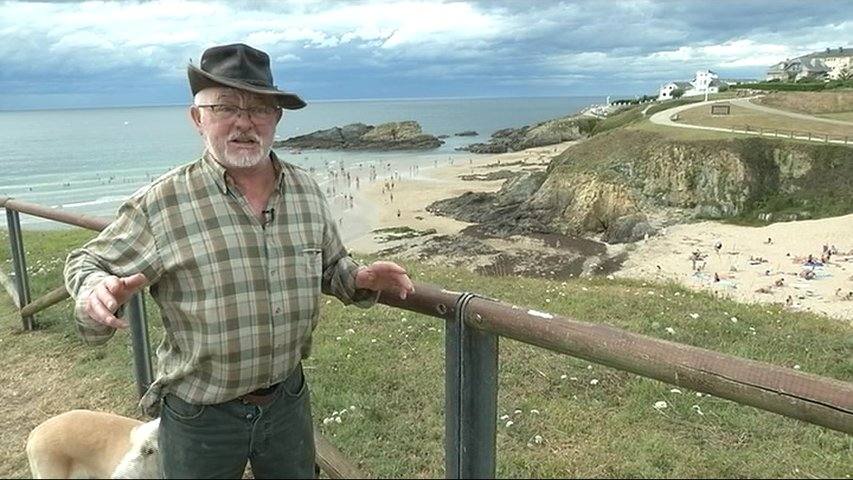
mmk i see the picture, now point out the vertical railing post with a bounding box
[5,208,33,330]
[446,293,498,479]
[125,293,153,400]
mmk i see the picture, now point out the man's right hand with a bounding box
[84,273,148,329]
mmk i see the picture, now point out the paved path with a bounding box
[648,97,851,145]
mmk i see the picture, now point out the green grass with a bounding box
[1,229,851,478]
[371,226,437,242]
[644,98,705,116]
[590,106,643,135]
[628,118,754,141]
[818,112,853,122]
[732,81,853,92]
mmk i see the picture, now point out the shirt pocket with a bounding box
[300,247,322,282]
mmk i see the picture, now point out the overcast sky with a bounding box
[1,0,851,110]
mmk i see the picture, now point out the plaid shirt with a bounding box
[64,152,376,413]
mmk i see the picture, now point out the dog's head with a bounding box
[110,418,160,479]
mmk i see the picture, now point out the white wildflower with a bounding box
[560,374,568,380]
[500,414,510,420]
[669,388,682,394]
[793,364,801,370]
[505,420,514,427]
[691,405,704,416]
[530,409,540,415]
[730,317,738,323]
[689,313,699,319]
[514,409,522,414]
[534,435,544,444]
[653,401,668,410]
[346,328,355,334]
[334,417,342,424]
[665,327,675,334]
[589,379,599,385]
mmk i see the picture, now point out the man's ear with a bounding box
[189,106,203,133]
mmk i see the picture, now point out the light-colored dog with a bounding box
[26,409,160,479]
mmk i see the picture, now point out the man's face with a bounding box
[190,87,282,169]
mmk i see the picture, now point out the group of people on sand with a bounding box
[687,238,852,309]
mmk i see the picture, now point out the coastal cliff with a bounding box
[274,120,443,151]
[431,130,853,243]
[460,115,598,153]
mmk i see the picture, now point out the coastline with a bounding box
[342,142,853,324]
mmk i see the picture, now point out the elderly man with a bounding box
[64,43,414,479]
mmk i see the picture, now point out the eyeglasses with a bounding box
[196,104,281,122]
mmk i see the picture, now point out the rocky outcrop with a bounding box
[454,130,478,136]
[274,121,443,151]
[460,116,596,153]
[431,130,853,243]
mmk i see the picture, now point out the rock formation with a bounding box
[274,121,443,151]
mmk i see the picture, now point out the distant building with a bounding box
[766,47,851,81]
[658,70,721,100]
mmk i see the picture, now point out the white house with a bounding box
[658,70,721,100]
[766,47,851,81]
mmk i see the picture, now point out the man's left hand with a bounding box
[355,261,415,300]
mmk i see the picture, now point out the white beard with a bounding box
[205,133,272,168]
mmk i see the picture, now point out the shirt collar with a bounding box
[201,150,286,195]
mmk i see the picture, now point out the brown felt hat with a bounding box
[188,43,306,110]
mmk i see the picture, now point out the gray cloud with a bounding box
[0,0,851,109]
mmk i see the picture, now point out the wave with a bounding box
[52,195,129,209]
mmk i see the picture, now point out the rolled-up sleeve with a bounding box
[64,197,162,345]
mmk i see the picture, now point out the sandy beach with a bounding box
[339,143,853,324]
[345,143,571,253]
[614,215,853,323]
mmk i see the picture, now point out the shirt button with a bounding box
[275,307,282,314]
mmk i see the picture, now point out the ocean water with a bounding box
[0,96,600,231]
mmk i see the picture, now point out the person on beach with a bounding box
[64,43,414,479]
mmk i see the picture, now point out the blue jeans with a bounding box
[159,364,316,479]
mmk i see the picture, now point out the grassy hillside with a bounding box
[0,229,851,478]
[548,128,853,225]
[753,91,853,115]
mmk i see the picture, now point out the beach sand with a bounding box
[345,143,570,254]
[340,143,853,323]
[613,215,853,323]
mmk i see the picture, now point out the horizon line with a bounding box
[0,93,638,113]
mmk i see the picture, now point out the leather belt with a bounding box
[237,383,280,406]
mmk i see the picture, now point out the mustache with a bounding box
[229,132,261,143]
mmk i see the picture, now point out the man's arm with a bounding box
[64,198,161,345]
[317,205,412,307]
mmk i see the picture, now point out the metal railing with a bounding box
[3,195,852,478]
